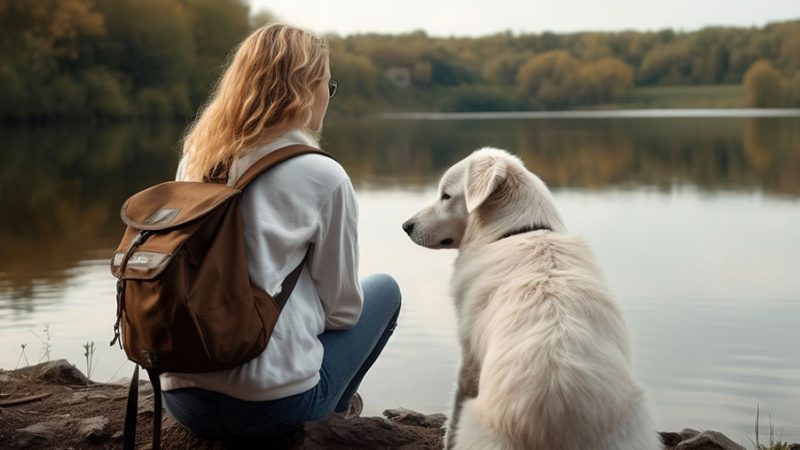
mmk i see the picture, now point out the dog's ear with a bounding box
[464,155,507,213]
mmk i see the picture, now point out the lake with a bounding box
[1,111,799,443]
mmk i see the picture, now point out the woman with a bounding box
[161,24,402,438]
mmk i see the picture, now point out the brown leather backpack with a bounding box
[109,144,332,450]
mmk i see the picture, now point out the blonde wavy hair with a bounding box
[181,24,329,182]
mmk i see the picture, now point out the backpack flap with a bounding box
[120,181,240,230]
[111,181,240,280]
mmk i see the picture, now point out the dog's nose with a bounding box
[402,220,415,235]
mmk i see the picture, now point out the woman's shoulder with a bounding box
[280,151,350,188]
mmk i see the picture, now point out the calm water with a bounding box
[1,112,799,443]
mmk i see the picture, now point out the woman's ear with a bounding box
[464,155,507,213]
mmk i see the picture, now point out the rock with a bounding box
[137,393,155,415]
[87,393,110,401]
[14,360,90,385]
[80,416,111,443]
[304,414,423,449]
[383,407,448,428]
[163,414,181,431]
[138,379,154,393]
[63,392,88,405]
[681,428,702,440]
[676,430,746,450]
[789,444,800,450]
[16,421,67,448]
[660,431,685,447]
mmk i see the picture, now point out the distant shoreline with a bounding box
[377,108,800,120]
[3,107,800,127]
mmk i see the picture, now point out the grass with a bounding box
[336,84,749,114]
[15,323,52,369]
[15,343,30,369]
[83,341,97,379]
[24,323,52,363]
[13,323,102,381]
[619,84,745,109]
[749,405,791,450]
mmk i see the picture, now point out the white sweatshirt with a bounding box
[160,129,363,401]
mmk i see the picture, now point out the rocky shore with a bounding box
[1,360,797,450]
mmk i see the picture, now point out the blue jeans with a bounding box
[162,273,401,438]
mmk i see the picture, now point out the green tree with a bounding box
[743,60,782,107]
[93,0,202,117]
[424,47,480,86]
[0,0,105,119]
[780,72,800,107]
[331,51,380,95]
[517,51,581,108]
[0,0,105,61]
[778,31,800,72]
[411,61,433,86]
[184,0,251,104]
[579,58,634,103]
[575,33,612,61]
[482,52,533,86]
[638,40,693,84]
[95,0,194,89]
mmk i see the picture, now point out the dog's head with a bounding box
[402,147,565,249]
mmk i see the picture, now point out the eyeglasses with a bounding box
[328,80,338,99]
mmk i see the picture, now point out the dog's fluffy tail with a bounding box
[451,398,508,450]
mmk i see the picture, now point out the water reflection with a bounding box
[324,117,800,194]
[0,123,184,300]
[1,115,798,306]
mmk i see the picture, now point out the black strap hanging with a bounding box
[123,365,162,450]
[122,365,140,450]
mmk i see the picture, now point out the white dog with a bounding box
[402,148,660,450]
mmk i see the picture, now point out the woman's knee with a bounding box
[362,273,402,312]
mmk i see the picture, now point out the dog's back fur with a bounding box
[403,148,659,450]
[452,232,658,450]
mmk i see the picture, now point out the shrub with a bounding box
[744,60,782,107]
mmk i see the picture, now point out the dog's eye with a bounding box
[441,193,451,200]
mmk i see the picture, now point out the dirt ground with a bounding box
[5,360,792,450]
[0,360,444,449]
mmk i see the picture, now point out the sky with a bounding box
[248,0,799,37]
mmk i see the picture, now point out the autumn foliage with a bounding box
[0,0,798,120]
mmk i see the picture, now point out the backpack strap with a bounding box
[148,369,163,450]
[234,143,327,306]
[275,252,309,309]
[122,365,140,450]
[110,230,152,348]
[233,144,335,190]
[122,365,163,450]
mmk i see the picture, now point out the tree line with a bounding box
[0,0,255,121]
[331,22,800,111]
[1,0,798,121]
